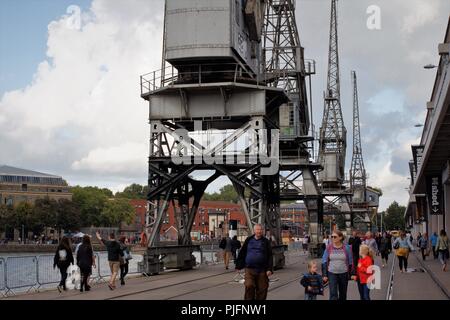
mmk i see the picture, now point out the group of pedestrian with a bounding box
[53,231,133,293]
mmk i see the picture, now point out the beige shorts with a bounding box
[109,261,120,274]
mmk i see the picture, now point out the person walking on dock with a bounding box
[393,231,414,273]
[300,260,324,300]
[364,232,379,256]
[77,235,96,292]
[418,233,429,261]
[348,230,362,268]
[53,236,74,293]
[430,232,439,259]
[322,230,354,301]
[356,244,374,300]
[220,234,233,270]
[436,230,449,272]
[235,224,273,300]
[96,231,123,290]
[379,232,392,268]
[119,236,132,285]
[231,235,242,263]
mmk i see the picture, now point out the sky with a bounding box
[0,0,449,211]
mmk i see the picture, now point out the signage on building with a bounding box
[412,145,424,175]
[426,175,443,215]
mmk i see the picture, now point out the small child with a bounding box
[356,244,375,300]
[300,261,324,300]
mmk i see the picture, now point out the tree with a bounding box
[203,184,240,203]
[56,199,82,234]
[72,186,109,227]
[0,204,14,234]
[101,198,135,227]
[383,201,406,231]
[33,198,58,234]
[115,184,148,199]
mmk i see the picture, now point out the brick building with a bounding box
[126,199,248,241]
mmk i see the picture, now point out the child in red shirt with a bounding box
[356,244,374,300]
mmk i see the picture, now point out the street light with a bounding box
[424,64,438,69]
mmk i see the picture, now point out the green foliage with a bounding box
[203,184,241,203]
[101,198,135,227]
[383,201,406,231]
[115,184,148,200]
[71,186,110,227]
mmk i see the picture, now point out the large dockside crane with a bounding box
[318,0,353,235]
[139,0,320,273]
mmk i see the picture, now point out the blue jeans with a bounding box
[357,282,371,300]
[328,272,348,300]
[305,293,317,300]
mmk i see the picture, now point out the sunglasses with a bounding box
[331,235,339,239]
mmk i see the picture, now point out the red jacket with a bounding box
[357,256,374,284]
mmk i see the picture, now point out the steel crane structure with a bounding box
[349,71,381,230]
[139,0,321,273]
[262,0,322,256]
[318,0,353,234]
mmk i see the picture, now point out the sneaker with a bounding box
[80,287,84,293]
[121,280,125,286]
[382,264,385,268]
[57,285,62,293]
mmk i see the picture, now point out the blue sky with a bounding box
[0,0,92,95]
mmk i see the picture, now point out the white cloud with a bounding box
[0,0,165,189]
[71,142,148,177]
[400,1,440,34]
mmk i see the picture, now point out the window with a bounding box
[6,198,13,206]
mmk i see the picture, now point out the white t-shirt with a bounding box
[323,238,330,246]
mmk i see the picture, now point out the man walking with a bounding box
[348,230,362,267]
[223,234,233,270]
[235,224,273,300]
[431,232,439,259]
[96,231,123,290]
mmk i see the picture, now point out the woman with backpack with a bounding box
[322,230,355,300]
[53,236,74,292]
[393,231,415,273]
[119,236,132,285]
[436,230,449,272]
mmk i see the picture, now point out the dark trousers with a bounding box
[398,256,408,271]
[244,269,269,300]
[328,272,348,301]
[58,266,68,288]
[420,248,427,261]
[357,282,371,300]
[381,251,389,263]
[120,262,129,282]
[432,246,438,259]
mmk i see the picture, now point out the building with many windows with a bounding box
[0,165,72,206]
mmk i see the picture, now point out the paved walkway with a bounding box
[3,250,449,300]
[390,252,448,300]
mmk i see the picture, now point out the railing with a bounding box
[0,253,144,298]
[140,60,316,97]
[0,258,5,297]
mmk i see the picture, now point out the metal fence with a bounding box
[0,258,5,296]
[0,252,145,298]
